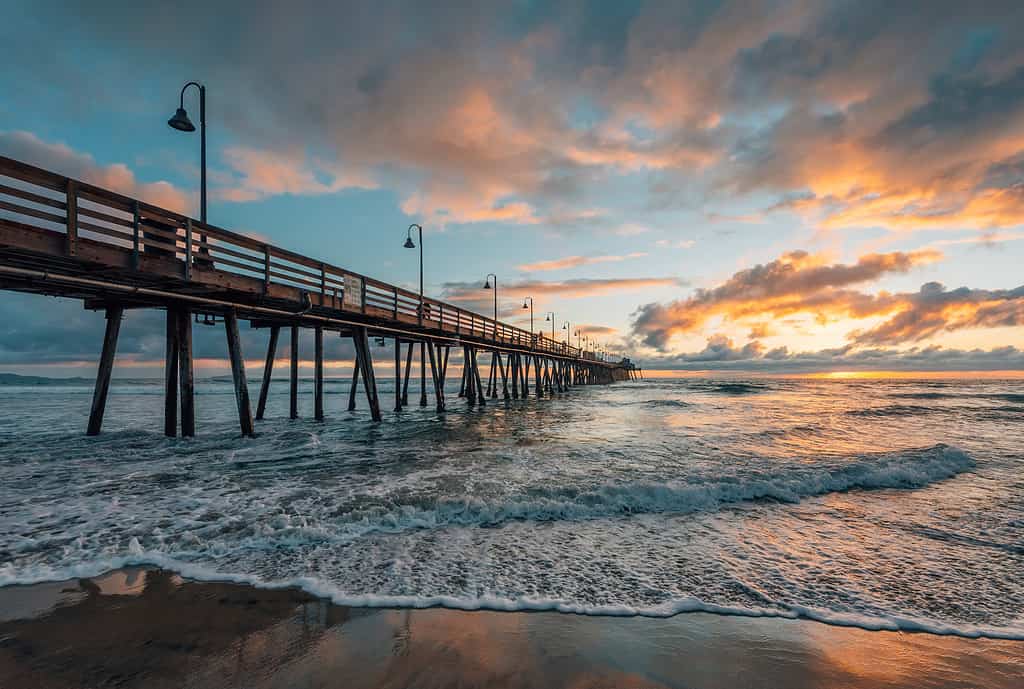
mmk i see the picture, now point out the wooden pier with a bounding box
[0,155,640,436]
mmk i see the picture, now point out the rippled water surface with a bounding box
[0,376,1021,638]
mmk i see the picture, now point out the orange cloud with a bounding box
[631,249,944,348]
[0,131,190,213]
[517,253,648,272]
[219,147,375,202]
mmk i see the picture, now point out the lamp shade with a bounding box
[167,107,196,132]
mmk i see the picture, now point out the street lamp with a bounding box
[167,82,207,223]
[483,273,497,339]
[522,297,534,346]
[544,312,555,342]
[403,223,426,406]
[562,321,570,346]
[403,224,424,316]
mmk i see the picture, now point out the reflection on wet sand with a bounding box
[0,568,1020,689]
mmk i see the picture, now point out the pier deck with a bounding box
[0,155,639,436]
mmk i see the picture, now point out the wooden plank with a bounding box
[224,309,254,437]
[0,199,65,225]
[178,308,195,437]
[164,308,179,437]
[86,305,122,435]
[314,326,324,421]
[0,182,66,210]
[290,325,299,419]
[256,326,279,420]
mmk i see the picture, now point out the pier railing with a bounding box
[0,156,589,359]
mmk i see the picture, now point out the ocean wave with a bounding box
[846,404,939,417]
[2,554,1020,640]
[687,381,771,395]
[630,399,693,408]
[320,444,973,535]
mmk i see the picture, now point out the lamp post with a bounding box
[167,82,207,224]
[403,224,424,317]
[483,273,497,340]
[562,322,570,347]
[403,223,426,406]
[544,312,555,344]
[521,297,534,347]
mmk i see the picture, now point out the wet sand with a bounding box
[0,568,1020,689]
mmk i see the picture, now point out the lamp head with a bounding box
[522,300,528,309]
[545,314,550,322]
[483,278,492,289]
[167,107,196,132]
[403,236,416,249]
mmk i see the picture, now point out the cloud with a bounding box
[654,239,695,249]
[644,336,1024,373]
[517,252,648,272]
[444,276,682,307]
[852,282,1024,345]
[576,325,618,336]
[0,131,190,212]
[218,147,375,202]
[9,1,1024,232]
[632,249,941,348]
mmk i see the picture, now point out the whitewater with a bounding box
[0,376,1021,639]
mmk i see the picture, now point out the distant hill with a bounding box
[0,372,94,386]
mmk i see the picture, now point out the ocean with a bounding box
[0,375,1021,639]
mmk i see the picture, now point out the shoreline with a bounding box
[1,567,1021,689]
[3,552,1021,642]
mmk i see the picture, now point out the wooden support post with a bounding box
[353,326,382,421]
[394,338,402,412]
[458,352,468,397]
[534,356,542,398]
[314,326,324,421]
[164,309,179,437]
[497,351,510,400]
[427,340,445,412]
[86,306,123,436]
[510,353,519,399]
[402,342,413,405]
[348,363,360,411]
[472,348,486,405]
[224,309,254,437]
[463,346,476,405]
[419,341,428,407]
[440,346,450,383]
[486,353,496,397]
[178,308,195,437]
[256,326,279,421]
[290,325,299,419]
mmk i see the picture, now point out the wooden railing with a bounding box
[0,155,597,360]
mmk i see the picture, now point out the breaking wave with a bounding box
[322,444,973,535]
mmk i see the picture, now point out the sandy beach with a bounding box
[0,567,1019,689]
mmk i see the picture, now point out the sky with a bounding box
[1,0,1023,376]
